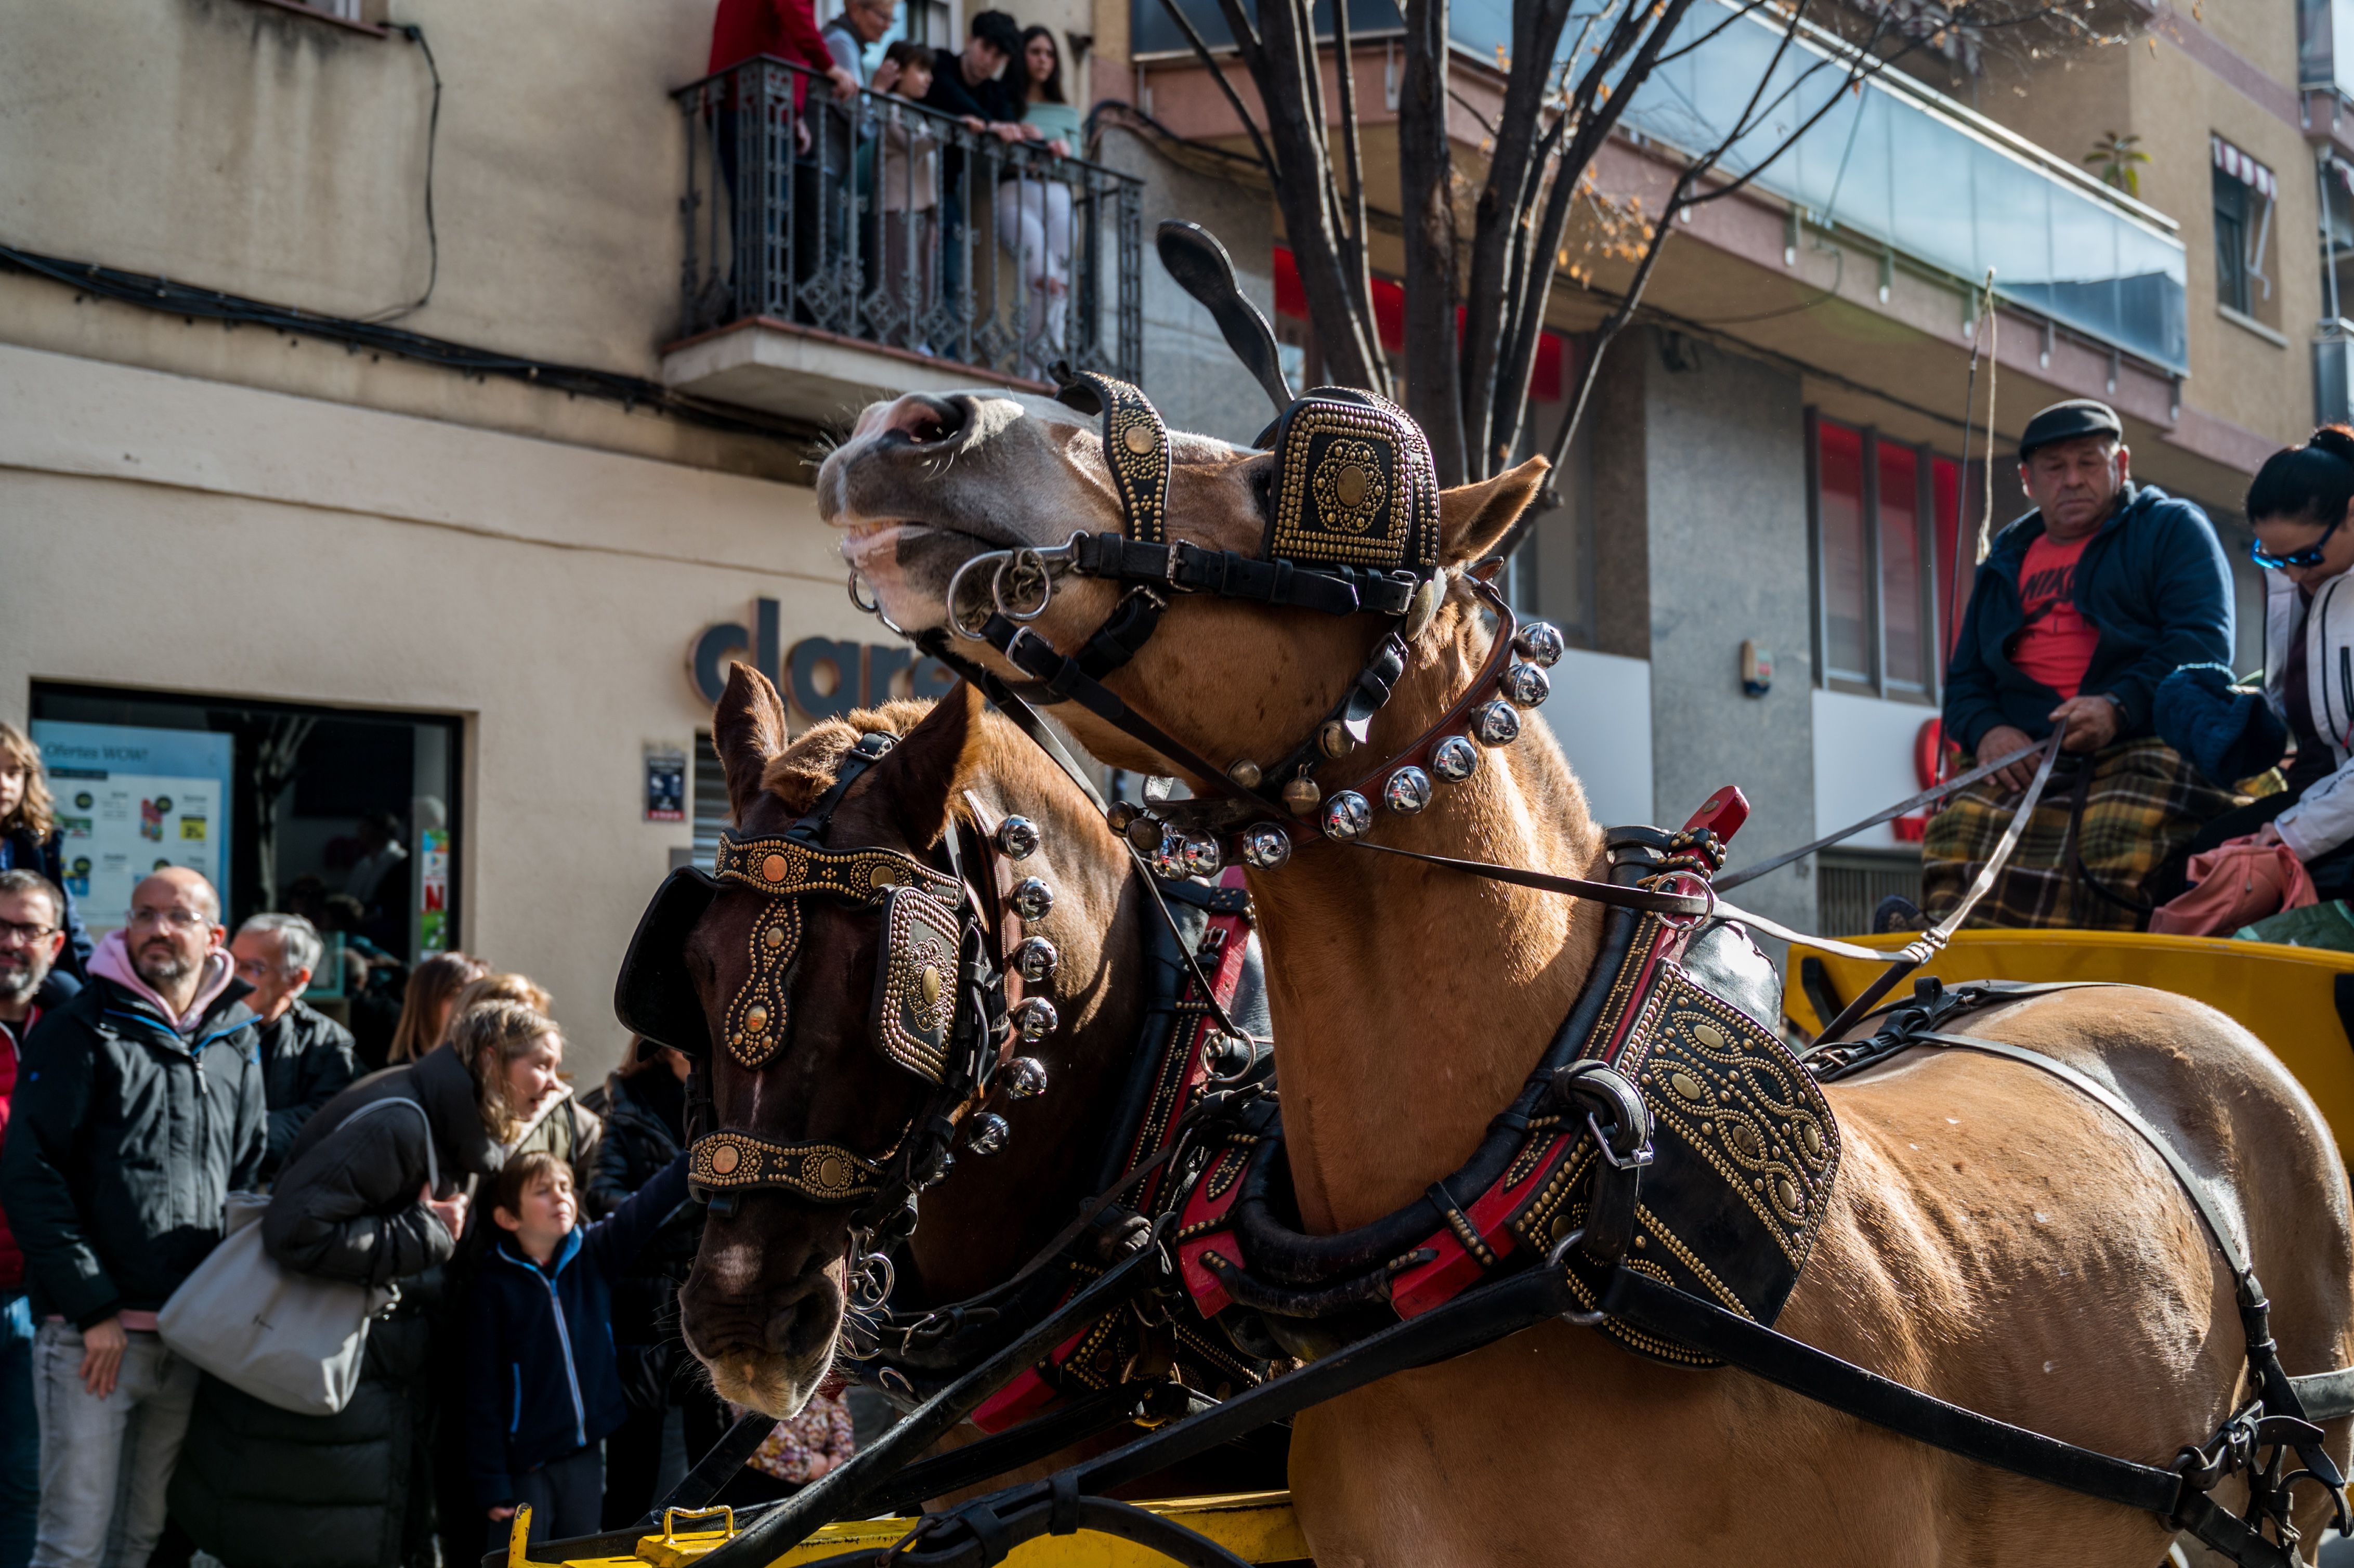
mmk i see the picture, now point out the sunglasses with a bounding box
[2251,516,2346,570]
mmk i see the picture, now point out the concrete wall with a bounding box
[1617,328,1820,935]
[1,0,712,374]
[0,342,850,1080]
[1091,124,1277,448]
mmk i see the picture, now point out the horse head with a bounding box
[666,669,1139,1416]
[817,387,1551,783]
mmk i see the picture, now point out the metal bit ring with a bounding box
[946,550,1014,641]
[992,546,1055,623]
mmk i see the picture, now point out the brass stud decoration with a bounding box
[874,888,961,1082]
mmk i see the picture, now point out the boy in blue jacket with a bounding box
[467,1144,690,1549]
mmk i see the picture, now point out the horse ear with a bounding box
[861,681,986,850]
[1437,456,1549,567]
[713,662,791,826]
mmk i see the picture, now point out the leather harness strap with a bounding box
[1907,1027,2254,1276]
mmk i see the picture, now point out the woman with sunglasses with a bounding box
[2180,425,2354,896]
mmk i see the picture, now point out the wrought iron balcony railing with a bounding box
[674,57,1143,386]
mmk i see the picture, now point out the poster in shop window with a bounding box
[30,721,234,937]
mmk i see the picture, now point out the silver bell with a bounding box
[964,1112,1011,1156]
[1011,936,1058,984]
[1011,996,1060,1039]
[1146,831,1189,881]
[1470,699,1522,748]
[1320,790,1374,841]
[1383,766,1433,815]
[1180,833,1224,878]
[1500,661,1551,708]
[1009,877,1054,921]
[1512,620,1566,668]
[1240,821,1293,869]
[994,816,1041,860]
[1000,1056,1049,1099]
[1431,735,1482,783]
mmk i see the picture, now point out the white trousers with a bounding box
[994,175,1073,367]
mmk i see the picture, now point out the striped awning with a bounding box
[2213,135,2278,200]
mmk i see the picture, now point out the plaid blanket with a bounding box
[1920,737,2237,931]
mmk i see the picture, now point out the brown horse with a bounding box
[676,669,1152,1419]
[819,388,2354,1567]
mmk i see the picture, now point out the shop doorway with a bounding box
[31,683,462,1059]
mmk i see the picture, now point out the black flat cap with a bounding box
[2018,399,2124,462]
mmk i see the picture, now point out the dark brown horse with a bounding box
[675,670,1152,1418]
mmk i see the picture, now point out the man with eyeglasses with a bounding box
[1895,399,2239,932]
[229,913,357,1181]
[1,868,264,1568]
[0,869,70,1568]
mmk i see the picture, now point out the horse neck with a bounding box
[1242,608,1607,1233]
[905,738,1147,1302]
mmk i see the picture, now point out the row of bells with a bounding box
[964,813,1057,1159]
[1108,619,1566,879]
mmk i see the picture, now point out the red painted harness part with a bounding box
[1182,790,1751,1325]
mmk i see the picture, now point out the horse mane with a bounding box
[757,695,1090,831]
[760,699,939,813]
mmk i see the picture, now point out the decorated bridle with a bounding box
[615,730,1060,1249]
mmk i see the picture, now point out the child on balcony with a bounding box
[879,41,942,354]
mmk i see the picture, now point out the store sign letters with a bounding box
[689,598,957,718]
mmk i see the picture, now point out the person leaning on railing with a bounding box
[878,42,945,350]
[996,24,1080,377]
[921,10,1033,318]
[1890,399,2239,933]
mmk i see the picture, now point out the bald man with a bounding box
[0,868,264,1568]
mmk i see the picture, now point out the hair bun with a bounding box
[2311,425,2354,464]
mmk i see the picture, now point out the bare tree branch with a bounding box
[1399,0,1464,479]
[1156,0,1280,188]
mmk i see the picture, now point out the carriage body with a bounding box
[1783,930,2354,1160]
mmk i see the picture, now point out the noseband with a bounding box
[614,730,1055,1245]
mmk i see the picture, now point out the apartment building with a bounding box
[1113,0,2336,934]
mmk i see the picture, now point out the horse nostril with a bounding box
[881,394,965,448]
[768,1289,841,1364]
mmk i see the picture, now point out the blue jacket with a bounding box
[1942,485,2235,755]
[465,1153,690,1506]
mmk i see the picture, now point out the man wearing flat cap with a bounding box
[1904,399,2238,930]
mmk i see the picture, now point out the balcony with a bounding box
[662,58,1144,426]
[1136,0,2188,375]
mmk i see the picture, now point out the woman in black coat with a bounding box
[0,724,93,982]
[169,1003,562,1568]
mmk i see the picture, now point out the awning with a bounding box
[2213,135,2278,201]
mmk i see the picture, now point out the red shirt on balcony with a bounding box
[710,0,843,109]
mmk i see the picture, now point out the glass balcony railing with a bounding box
[1615,1,2186,372]
[1134,0,2188,373]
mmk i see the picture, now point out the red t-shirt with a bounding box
[2012,531,2100,699]
[0,1006,36,1292]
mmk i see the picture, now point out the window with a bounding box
[2212,136,2277,322]
[1809,413,1964,700]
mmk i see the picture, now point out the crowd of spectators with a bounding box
[710,0,1087,374]
[0,727,853,1568]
